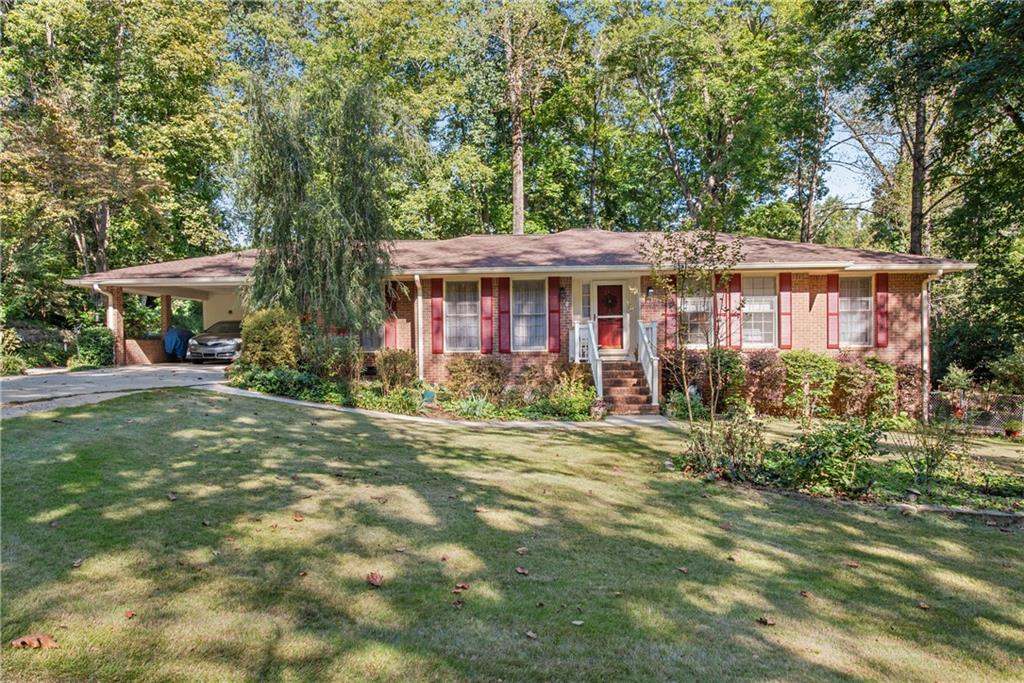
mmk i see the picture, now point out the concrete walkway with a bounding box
[205,383,675,430]
[1,365,227,418]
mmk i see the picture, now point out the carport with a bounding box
[64,251,255,365]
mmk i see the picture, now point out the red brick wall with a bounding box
[639,272,927,368]
[124,339,170,364]
[422,276,572,384]
[391,283,416,352]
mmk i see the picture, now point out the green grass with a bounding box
[2,389,1023,682]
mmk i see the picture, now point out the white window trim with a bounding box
[510,276,549,352]
[739,274,779,349]
[676,275,716,350]
[838,275,874,348]
[443,278,481,353]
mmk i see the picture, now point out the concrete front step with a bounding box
[608,403,661,415]
[605,386,651,398]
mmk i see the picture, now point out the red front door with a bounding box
[596,284,624,349]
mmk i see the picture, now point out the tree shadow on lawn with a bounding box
[1,389,1022,682]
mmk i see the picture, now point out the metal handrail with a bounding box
[586,320,603,398]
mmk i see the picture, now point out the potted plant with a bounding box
[1005,419,1023,439]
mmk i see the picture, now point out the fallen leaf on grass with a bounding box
[370,496,388,504]
[571,620,584,626]
[452,599,464,609]
[452,582,470,594]
[367,572,384,588]
[515,566,529,576]
[844,561,861,569]
[719,522,734,531]
[727,555,737,562]
[918,602,930,610]
[800,591,813,599]
[525,630,538,640]
[292,513,304,522]
[757,615,776,626]
[474,506,486,513]
[516,547,529,556]
[167,492,178,501]
[298,571,307,577]
[677,567,689,574]
[71,558,84,569]
[10,634,58,649]
[125,610,136,620]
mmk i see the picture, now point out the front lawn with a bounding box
[2,389,1023,681]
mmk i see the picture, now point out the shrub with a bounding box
[988,349,1024,394]
[445,356,510,401]
[864,358,897,418]
[663,390,709,421]
[1005,419,1023,436]
[300,326,363,380]
[831,356,873,417]
[75,326,115,367]
[888,421,971,492]
[445,395,526,420]
[662,349,744,412]
[376,349,417,392]
[743,349,786,416]
[1,326,22,356]
[768,420,880,495]
[353,382,422,414]
[229,367,341,403]
[528,368,597,421]
[684,414,766,482]
[706,347,745,410]
[939,363,973,393]
[1,354,28,376]
[240,308,301,370]
[781,351,839,418]
[18,340,72,368]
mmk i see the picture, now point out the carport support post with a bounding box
[106,286,126,366]
[160,295,172,335]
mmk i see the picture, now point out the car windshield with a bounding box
[204,321,241,335]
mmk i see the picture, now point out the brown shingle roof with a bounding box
[68,229,972,286]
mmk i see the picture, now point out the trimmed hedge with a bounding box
[240,308,301,370]
[75,326,115,367]
[781,350,839,418]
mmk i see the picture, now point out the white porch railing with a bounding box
[572,320,603,398]
[636,319,659,406]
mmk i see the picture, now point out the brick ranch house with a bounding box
[66,229,973,415]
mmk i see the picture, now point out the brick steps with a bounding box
[600,360,658,415]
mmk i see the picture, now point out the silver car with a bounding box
[187,320,242,363]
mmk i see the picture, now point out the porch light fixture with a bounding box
[646,286,655,298]
[560,286,567,300]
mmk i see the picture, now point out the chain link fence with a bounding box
[930,390,1024,433]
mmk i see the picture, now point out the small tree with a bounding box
[642,225,743,428]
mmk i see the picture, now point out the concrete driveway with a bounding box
[1,365,227,418]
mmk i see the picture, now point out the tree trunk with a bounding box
[507,36,525,235]
[93,203,110,273]
[909,95,928,255]
[801,169,818,243]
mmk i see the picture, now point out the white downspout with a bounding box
[921,269,943,423]
[414,274,424,381]
[93,283,114,328]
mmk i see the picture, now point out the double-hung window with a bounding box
[839,277,872,345]
[360,327,383,352]
[444,280,480,351]
[678,277,713,346]
[741,276,777,346]
[512,279,547,350]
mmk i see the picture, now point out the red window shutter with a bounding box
[383,291,397,348]
[714,274,729,347]
[875,273,889,348]
[778,273,792,349]
[480,278,493,354]
[729,274,742,349]
[431,278,444,354]
[664,276,678,350]
[826,274,840,349]
[547,276,561,353]
[498,277,511,353]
